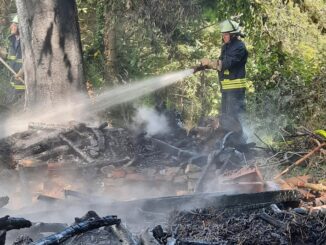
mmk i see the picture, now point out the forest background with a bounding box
[0,0,325,143]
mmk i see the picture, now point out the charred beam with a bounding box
[33,215,120,245]
[59,134,94,164]
[257,212,285,229]
[0,216,32,231]
[151,138,197,159]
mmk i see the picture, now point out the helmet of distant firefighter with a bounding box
[11,15,19,24]
[220,20,240,34]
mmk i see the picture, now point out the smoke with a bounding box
[132,106,170,136]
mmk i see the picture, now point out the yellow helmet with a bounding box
[220,20,240,34]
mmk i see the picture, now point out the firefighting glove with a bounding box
[200,58,219,70]
[0,47,7,59]
[15,68,24,80]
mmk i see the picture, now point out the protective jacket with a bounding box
[7,34,22,72]
[219,38,248,90]
[7,34,25,91]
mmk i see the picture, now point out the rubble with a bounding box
[167,205,326,244]
[0,120,324,244]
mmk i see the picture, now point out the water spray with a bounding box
[1,69,195,137]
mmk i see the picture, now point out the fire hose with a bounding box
[0,56,25,84]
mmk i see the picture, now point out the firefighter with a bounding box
[200,20,248,143]
[0,15,25,91]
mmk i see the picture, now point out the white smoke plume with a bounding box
[133,106,170,136]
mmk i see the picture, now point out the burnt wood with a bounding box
[0,216,32,231]
[33,215,120,245]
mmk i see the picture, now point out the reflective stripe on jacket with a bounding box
[221,78,247,90]
[10,82,25,90]
[219,38,248,91]
[7,55,22,63]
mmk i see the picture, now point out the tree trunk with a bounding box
[103,7,119,85]
[15,0,85,110]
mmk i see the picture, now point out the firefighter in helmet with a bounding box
[0,15,25,91]
[200,20,248,143]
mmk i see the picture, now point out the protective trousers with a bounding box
[219,88,246,144]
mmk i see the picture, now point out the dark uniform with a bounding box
[7,34,25,91]
[218,37,248,140]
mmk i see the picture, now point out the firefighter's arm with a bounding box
[200,58,219,70]
[221,44,247,70]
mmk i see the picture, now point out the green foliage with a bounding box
[76,0,325,131]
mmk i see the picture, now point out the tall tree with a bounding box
[15,0,85,110]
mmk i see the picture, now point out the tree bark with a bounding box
[15,0,86,110]
[103,5,119,85]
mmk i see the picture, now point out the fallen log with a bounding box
[274,143,326,179]
[32,215,120,245]
[0,197,9,209]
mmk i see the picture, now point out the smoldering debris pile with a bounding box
[1,192,324,245]
[0,119,260,206]
[166,205,326,245]
[0,119,325,244]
